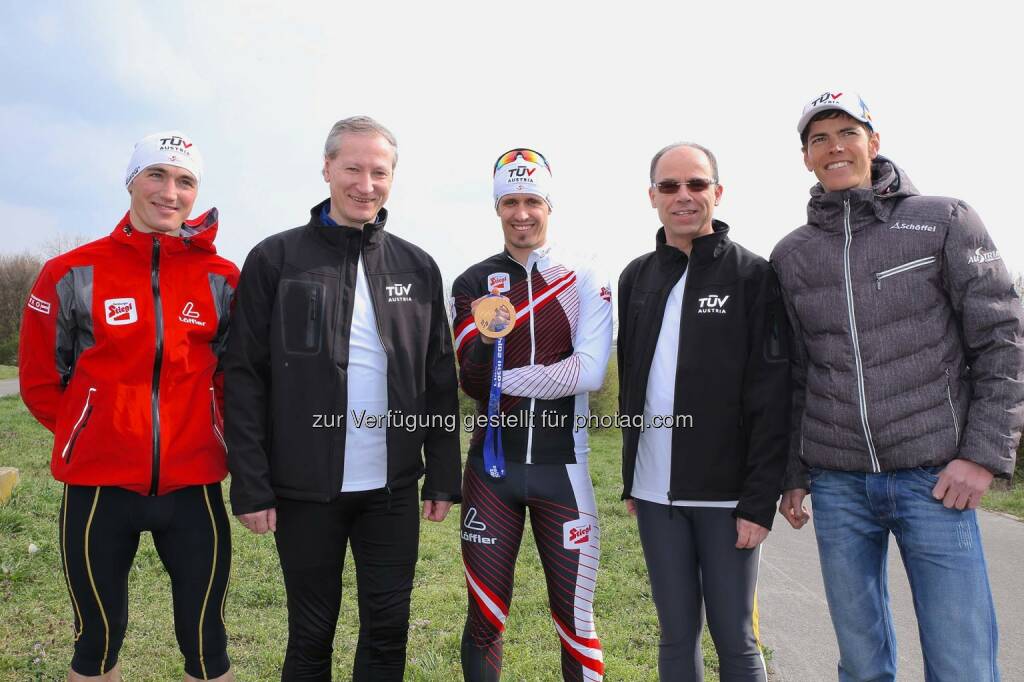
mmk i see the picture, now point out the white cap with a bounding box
[798,90,873,137]
[125,131,204,188]
[492,149,552,209]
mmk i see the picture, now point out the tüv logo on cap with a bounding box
[105,298,138,326]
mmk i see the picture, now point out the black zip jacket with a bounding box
[617,222,791,529]
[223,201,461,515]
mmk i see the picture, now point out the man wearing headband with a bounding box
[223,116,460,680]
[20,132,238,681]
[617,142,790,681]
[451,148,613,681]
[773,90,1023,680]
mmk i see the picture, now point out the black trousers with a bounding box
[274,484,420,681]
[59,483,231,679]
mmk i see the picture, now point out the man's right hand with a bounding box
[779,489,810,529]
[237,508,277,534]
[624,499,637,517]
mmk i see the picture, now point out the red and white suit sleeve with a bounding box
[500,264,612,399]
[19,263,68,433]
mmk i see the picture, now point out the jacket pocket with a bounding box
[279,279,326,355]
[61,387,96,463]
[210,387,226,451]
[944,368,961,447]
[874,256,937,289]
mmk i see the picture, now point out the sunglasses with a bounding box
[653,178,717,194]
[493,148,551,175]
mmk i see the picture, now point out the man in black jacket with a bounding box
[223,116,461,681]
[618,142,790,682]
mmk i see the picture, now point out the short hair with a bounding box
[323,116,398,166]
[649,142,719,184]
[800,110,873,147]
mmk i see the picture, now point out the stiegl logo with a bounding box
[563,519,593,548]
[105,298,138,325]
[697,294,729,314]
[386,283,413,302]
[178,301,208,327]
[461,507,497,545]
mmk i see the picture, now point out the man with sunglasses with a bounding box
[617,142,790,682]
[772,91,1023,681]
[451,148,613,681]
[223,116,461,680]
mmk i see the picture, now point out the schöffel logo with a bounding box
[385,282,413,303]
[178,301,207,327]
[104,298,138,326]
[488,272,510,294]
[890,221,936,233]
[461,507,497,545]
[563,519,593,548]
[968,247,1002,265]
[27,294,51,315]
[697,294,729,314]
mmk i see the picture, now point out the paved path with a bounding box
[760,501,1024,681]
[0,378,19,397]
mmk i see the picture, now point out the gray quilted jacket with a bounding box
[772,156,1024,489]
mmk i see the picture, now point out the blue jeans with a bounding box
[809,466,999,682]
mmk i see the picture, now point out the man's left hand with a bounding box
[422,500,454,522]
[932,458,994,510]
[735,518,770,549]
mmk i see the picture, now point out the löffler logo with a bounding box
[179,301,207,327]
[105,298,138,326]
[462,507,497,545]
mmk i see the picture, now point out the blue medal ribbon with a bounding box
[481,299,509,480]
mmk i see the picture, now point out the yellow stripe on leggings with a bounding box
[83,487,110,673]
[198,485,220,680]
[752,587,761,645]
[61,485,84,642]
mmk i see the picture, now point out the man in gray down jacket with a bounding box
[772,90,1024,682]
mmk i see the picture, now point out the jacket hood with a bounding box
[110,207,220,253]
[806,156,920,231]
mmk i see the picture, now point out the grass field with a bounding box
[0,366,17,381]
[0,395,728,681]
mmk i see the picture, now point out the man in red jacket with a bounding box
[19,131,239,681]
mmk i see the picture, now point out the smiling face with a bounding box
[128,164,198,235]
[322,132,396,227]
[802,113,880,192]
[497,193,550,263]
[649,145,723,253]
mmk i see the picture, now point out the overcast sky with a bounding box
[3,1,1021,289]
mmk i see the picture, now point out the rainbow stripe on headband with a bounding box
[493,148,551,175]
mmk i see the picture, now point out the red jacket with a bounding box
[19,209,239,495]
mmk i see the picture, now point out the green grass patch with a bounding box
[0,366,17,381]
[983,483,1024,519]
[0,394,737,680]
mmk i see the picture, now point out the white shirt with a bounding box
[631,269,737,508]
[341,255,389,492]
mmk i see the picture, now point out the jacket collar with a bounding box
[805,156,920,233]
[655,220,731,267]
[109,208,220,254]
[307,198,388,249]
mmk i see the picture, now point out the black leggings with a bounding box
[273,484,420,682]
[635,501,766,682]
[59,483,232,679]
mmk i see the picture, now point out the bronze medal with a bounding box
[474,295,516,339]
